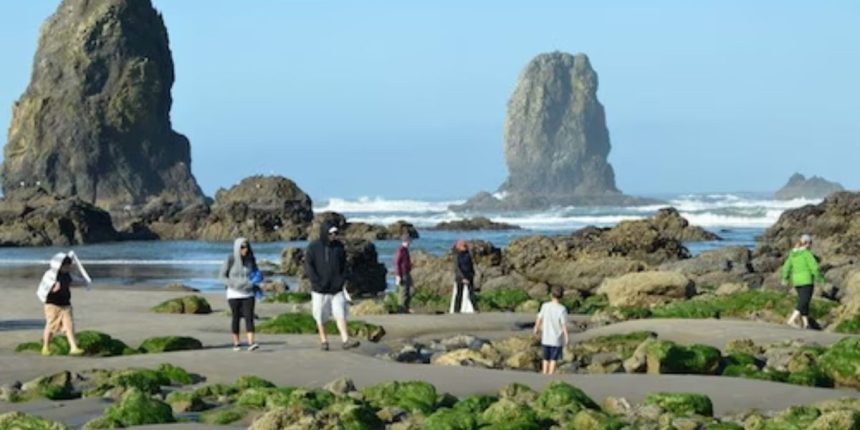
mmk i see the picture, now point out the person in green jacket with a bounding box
[781,234,825,329]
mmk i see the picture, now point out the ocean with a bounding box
[0,193,818,292]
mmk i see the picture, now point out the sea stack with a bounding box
[2,0,204,211]
[774,173,844,200]
[454,52,655,210]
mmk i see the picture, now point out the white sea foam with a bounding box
[316,196,464,213]
[321,193,819,230]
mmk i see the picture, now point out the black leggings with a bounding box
[795,285,813,317]
[228,297,255,334]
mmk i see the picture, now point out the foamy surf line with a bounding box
[0,259,222,266]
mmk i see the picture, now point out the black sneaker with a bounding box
[320,341,329,351]
[342,339,360,350]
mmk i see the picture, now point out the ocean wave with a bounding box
[317,196,464,213]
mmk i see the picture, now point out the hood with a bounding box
[233,237,256,268]
[319,222,332,246]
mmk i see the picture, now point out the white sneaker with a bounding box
[232,345,241,352]
[247,343,260,352]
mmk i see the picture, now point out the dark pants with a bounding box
[453,280,477,313]
[398,273,413,311]
[795,285,813,316]
[228,297,256,334]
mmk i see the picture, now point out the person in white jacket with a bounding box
[36,252,91,356]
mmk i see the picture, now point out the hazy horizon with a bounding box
[1,1,857,201]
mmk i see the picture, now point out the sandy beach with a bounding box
[1,281,857,428]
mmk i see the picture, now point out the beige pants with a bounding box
[44,304,73,335]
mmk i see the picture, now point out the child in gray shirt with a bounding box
[534,286,569,375]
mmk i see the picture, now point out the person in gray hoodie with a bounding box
[221,238,260,351]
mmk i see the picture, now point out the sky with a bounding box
[0,1,858,202]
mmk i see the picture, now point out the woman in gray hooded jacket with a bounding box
[221,238,260,351]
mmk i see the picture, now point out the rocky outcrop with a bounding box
[775,173,844,200]
[597,272,696,308]
[432,217,521,231]
[309,212,418,241]
[114,175,314,241]
[754,192,860,274]
[452,52,658,210]
[660,246,761,289]
[196,176,313,241]
[2,0,204,210]
[0,191,118,246]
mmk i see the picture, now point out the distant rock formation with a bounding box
[774,173,844,200]
[1,0,204,211]
[432,217,521,231]
[454,52,657,211]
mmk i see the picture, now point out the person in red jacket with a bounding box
[394,234,414,313]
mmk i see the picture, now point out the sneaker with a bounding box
[69,347,85,356]
[232,345,241,352]
[41,346,51,356]
[320,341,329,351]
[342,339,360,350]
[247,343,260,352]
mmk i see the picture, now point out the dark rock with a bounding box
[0,193,118,246]
[2,0,204,210]
[197,175,313,241]
[755,191,860,265]
[775,173,844,200]
[452,52,659,210]
[432,217,521,231]
[309,211,415,241]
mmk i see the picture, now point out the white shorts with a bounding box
[311,291,348,324]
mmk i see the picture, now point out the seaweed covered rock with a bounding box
[83,388,175,429]
[16,330,135,357]
[165,390,207,413]
[644,392,714,417]
[361,381,439,415]
[818,337,860,388]
[151,295,211,314]
[644,341,721,375]
[14,371,78,402]
[137,336,203,353]
[256,313,385,341]
[0,411,71,430]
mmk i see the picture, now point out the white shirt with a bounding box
[538,301,568,347]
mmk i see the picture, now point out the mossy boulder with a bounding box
[453,395,498,414]
[156,363,198,385]
[480,398,542,429]
[165,390,207,413]
[137,336,203,353]
[15,371,78,402]
[256,313,385,341]
[0,411,71,430]
[200,406,248,425]
[236,387,291,409]
[645,340,721,375]
[194,383,240,400]
[322,400,385,430]
[262,292,311,304]
[650,290,836,323]
[83,388,175,429]
[151,295,212,314]
[808,410,860,430]
[534,381,599,423]
[818,337,860,388]
[498,383,539,405]
[361,381,438,415]
[834,314,860,334]
[16,330,136,357]
[424,408,480,430]
[644,392,714,417]
[84,368,170,397]
[477,288,531,311]
[236,375,277,389]
[571,409,627,430]
[572,331,656,359]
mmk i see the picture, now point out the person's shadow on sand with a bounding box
[0,319,43,331]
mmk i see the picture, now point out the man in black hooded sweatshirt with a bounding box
[304,222,360,350]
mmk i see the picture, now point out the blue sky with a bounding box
[1,1,858,202]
